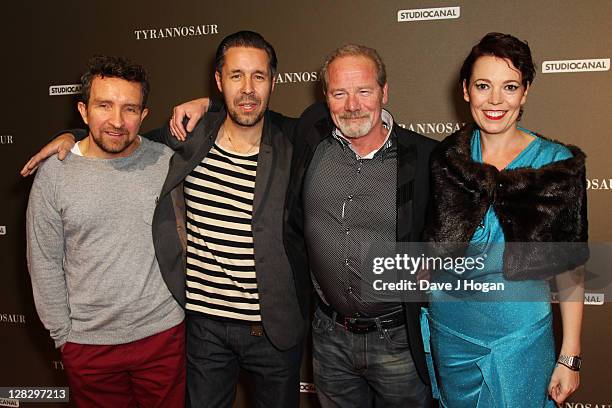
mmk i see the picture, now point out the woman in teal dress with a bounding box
[421,33,588,407]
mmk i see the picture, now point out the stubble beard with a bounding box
[226,93,269,127]
[91,128,135,154]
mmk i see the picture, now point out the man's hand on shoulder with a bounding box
[169,97,210,141]
[21,133,76,177]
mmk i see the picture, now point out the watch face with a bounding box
[560,355,581,370]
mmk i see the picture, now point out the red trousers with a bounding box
[61,321,185,408]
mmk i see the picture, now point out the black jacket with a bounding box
[280,102,437,385]
[145,109,308,351]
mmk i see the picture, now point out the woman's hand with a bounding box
[548,364,579,407]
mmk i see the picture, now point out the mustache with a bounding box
[102,127,129,135]
[235,95,261,105]
[103,127,130,136]
[339,111,370,120]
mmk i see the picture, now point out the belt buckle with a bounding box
[344,317,375,334]
[250,324,263,337]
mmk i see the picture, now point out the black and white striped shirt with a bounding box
[184,144,261,322]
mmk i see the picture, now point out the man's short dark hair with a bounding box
[80,55,150,108]
[214,31,278,76]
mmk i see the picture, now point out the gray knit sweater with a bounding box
[26,138,184,348]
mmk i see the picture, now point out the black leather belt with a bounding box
[318,302,405,334]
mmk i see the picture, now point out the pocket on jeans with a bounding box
[60,341,82,364]
[382,325,410,348]
[311,308,330,334]
[60,341,71,355]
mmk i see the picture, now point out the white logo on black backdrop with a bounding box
[0,135,13,144]
[551,292,604,306]
[0,226,6,235]
[0,397,19,407]
[398,6,460,22]
[542,58,610,73]
[587,179,612,190]
[49,84,81,96]
[299,382,316,393]
[0,313,26,324]
[134,24,219,40]
[274,71,318,84]
[398,122,464,136]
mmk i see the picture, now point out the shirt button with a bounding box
[345,228,350,234]
[357,167,362,173]
[348,195,354,201]
[344,258,349,266]
[347,286,353,293]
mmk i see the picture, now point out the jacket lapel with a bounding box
[252,113,276,222]
[160,111,225,197]
[396,127,417,242]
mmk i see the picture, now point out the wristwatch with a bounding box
[557,354,582,371]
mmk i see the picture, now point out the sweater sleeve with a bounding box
[26,160,71,348]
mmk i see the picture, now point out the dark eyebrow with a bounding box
[91,99,142,109]
[91,98,113,104]
[228,69,268,76]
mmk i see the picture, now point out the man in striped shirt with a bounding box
[176,33,307,407]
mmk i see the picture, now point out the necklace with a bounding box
[223,128,260,155]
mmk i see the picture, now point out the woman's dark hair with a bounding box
[81,55,149,108]
[215,30,278,76]
[460,32,536,87]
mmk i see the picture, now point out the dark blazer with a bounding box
[279,102,437,385]
[149,109,308,351]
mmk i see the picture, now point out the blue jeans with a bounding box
[186,314,303,408]
[312,306,431,408]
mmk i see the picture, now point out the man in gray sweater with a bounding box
[26,56,185,407]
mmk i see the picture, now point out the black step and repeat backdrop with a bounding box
[2,1,611,407]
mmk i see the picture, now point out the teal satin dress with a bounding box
[421,129,573,407]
